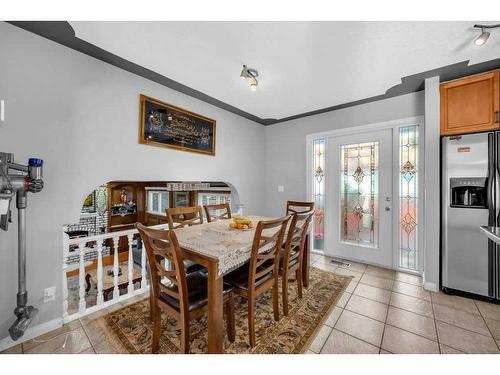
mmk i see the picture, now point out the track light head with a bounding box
[475,29,490,46]
[473,23,500,46]
[250,78,258,91]
[239,64,259,91]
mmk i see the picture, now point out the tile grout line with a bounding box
[332,325,382,352]
[383,322,439,344]
[473,299,500,352]
[429,292,441,354]
[80,319,98,354]
[431,308,498,341]
[378,291,390,353]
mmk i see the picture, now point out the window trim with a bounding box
[146,188,169,216]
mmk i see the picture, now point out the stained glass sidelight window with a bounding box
[399,126,419,270]
[312,138,325,251]
[340,142,379,248]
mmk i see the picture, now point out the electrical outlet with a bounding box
[277,185,284,192]
[43,286,56,303]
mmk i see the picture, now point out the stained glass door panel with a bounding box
[312,138,326,251]
[398,126,419,271]
[340,142,379,248]
[328,129,393,268]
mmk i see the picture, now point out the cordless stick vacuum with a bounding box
[0,152,44,340]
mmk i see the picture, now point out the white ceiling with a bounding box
[70,21,500,120]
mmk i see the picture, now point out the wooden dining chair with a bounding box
[137,223,235,353]
[166,206,205,273]
[225,216,290,347]
[286,200,315,215]
[204,203,232,223]
[166,206,204,230]
[281,209,315,316]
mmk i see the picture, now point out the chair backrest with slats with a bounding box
[283,209,315,269]
[286,200,315,215]
[166,206,204,230]
[204,203,232,223]
[136,223,189,315]
[248,216,290,289]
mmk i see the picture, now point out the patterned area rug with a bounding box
[97,267,350,354]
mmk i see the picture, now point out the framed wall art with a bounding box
[139,94,216,156]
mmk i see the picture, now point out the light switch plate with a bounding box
[278,185,284,192]
[43,286,56,303]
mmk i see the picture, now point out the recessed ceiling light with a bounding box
[473,23,499,46]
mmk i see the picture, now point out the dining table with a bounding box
[174,215,311,353]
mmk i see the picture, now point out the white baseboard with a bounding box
[423,281,438,292]
[0,317,62,352]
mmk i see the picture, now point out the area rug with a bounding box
[97,267,350,354]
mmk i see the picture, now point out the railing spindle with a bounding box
[62,226,69,321]
[112,236,120,300]
[127,234,134,294]
[78,243,86,313]
[62,256,69,320]
[96,240,104,306]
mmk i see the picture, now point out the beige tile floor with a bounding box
[2,254,500,354]
[309,254,500,354]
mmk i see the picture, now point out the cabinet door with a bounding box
[440,71,499,135]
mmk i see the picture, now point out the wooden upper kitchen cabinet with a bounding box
[440,70,499,136]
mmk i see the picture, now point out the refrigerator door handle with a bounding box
[496,132,500,299]
[496,132,500,225]
[487,133,495,225]
[487,133,495,297]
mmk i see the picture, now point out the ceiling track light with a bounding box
[240,64,259,91]
[473,23,500,46]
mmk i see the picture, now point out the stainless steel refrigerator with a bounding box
[442,132,500,300]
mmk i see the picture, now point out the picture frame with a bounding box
[139,94,216,156]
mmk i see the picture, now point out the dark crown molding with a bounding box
[7,21,500,126]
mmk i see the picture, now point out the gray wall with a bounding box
[0,22,266,342]
[263,91,425,216]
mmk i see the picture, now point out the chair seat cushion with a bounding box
[159,271,232,312]
[184,260,206,274]
[279,250,300,269]
[225,263,274,290]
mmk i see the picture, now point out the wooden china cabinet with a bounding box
[440,70,499,136]
[107,181,143,254]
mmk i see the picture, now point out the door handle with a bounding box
[385,206,391,211]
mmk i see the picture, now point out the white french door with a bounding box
[326,129,393,267]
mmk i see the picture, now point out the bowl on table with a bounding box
[228,216,254,230]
